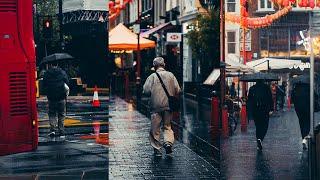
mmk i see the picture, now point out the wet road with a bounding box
[220,109,318,180]
[108,97,220,179]
[0,96,109,179]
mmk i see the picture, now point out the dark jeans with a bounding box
[253,111,269,141]
[48,99,66,134]
[295,108,310,139]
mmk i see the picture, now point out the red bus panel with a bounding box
[0,0,38,155]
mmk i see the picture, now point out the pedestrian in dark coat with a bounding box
[247,80,273,150]
[230,82,236,98]
[291,83,319,149]
[43,62,69,138]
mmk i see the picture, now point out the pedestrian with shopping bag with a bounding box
[143,57,181,156]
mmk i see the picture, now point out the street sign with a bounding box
[239,42,251,51]
[133,24,140,34]
[239,28,251,42]
[167,33,182,43]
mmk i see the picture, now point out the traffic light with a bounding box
[43,18,53,40]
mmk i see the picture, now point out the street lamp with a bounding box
[136,0,142,109]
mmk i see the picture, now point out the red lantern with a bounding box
[317,0,320,6]
[283,0,290,6]
[302,0,308,7]
[309,0,315,8]
[109,1,115,9]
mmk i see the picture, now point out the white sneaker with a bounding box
[302,138,308,150]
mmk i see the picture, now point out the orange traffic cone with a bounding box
[92,85,100,107]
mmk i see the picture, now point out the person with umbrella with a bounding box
[291,75,320,149]
[243,73,276,151]
[42,58,69,138]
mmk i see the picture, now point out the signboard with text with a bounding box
[167,33,182,43]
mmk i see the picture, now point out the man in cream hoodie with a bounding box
[143,57,181,156]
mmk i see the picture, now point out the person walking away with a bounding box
[271,82,277,112]
[43,62,69,138]
[277,81,286,110]
[247,80,273,151]
[291,82,319,149]
[143,57,181,156]
[230,82,236,98]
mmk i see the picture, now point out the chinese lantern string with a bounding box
[226,6,292,29]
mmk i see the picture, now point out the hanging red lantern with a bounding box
[283,0,290,6]
[317,0,320,6]
[109,1,115,9]
[309,0,315,8]
[302,0,308,7]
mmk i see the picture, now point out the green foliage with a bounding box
[34,0,59,44]
[186,8,220,81]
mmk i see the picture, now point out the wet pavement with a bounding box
[108,97,220,179]
[221,109,320,180]
[0,95,317,179]
[0,96,109,179]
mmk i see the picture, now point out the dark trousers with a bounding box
[253,112,269,141]
[48,99,66,134]
[295,108,310,139]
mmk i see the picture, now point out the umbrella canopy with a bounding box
[225,54,254,73]
[291,74,319,85]
[246,58,306,72]
[109,23,156,51]
[240,72,280,82]
[41,53,74,65]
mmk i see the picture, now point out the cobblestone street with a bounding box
[108,97,220,179]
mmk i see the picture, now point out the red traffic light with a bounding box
[45,21,50,28]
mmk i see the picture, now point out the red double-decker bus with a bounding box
[0,0,38,155]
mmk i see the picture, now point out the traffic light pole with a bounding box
[58,0,64,51]
[136,0,141,109]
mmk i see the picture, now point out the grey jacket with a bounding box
[143,68,181,113]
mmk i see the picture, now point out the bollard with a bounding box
[241,104,247,132]
[287,96,291,110]
[210,97,219,137]
[221,106,229,138]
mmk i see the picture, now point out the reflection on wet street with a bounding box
[221,110,311,179]
[108,97,220,179]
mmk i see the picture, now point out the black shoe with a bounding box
[257,139,262,151]
[164,144,173,154]
[154,148,162,156]
[48,131,55,138]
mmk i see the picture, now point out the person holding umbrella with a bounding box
[43,60,69,138]
[291,75,320,149]
[243,73,276,151]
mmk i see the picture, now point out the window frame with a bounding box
[227,31,237,54]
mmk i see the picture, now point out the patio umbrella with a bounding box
[41,53,74,65]
[240,72,280,82]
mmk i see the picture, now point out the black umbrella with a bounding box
[41,53,74,65]
[240,72,279,82]
[291,74,319,85]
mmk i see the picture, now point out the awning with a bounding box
[109,23,155,51]
[203,69,220,85]
[246,57,307,72]
[141,22,171,38]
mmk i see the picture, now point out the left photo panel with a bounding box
[0,0,109,179]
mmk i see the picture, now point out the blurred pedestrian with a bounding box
[271,82,277,111]
[230,82,236,98]
[247,80,273,151]
[291,82,319,149]
[43,62,69,138]
[143,57,181,156]
[277,81,286,110]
